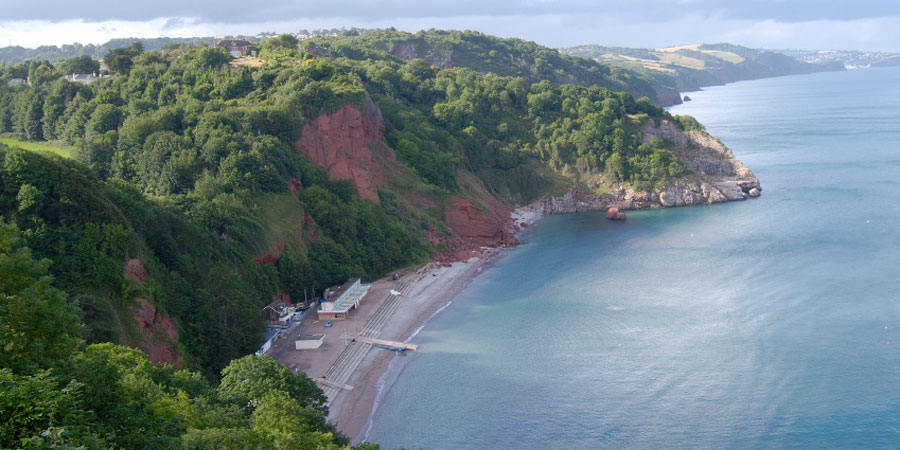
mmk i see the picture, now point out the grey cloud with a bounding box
[161,17,188,30]
[3,0,900,24]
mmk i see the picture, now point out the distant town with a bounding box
[774,48,900,68]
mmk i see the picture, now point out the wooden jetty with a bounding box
[351,335,419,351]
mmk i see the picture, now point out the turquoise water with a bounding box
[367,67,900,449]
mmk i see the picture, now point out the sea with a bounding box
[365,66,900,449]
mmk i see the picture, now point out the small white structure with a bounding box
[66,73,102,84]
[295,334,325,350]
[317,278,371,320]
[255,328,281,355]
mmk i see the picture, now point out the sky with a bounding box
[2,0,900,52]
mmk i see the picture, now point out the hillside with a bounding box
[0,29,763,373]
[563,42,844,93]
[302,29,684,106]
[1,30,759,447]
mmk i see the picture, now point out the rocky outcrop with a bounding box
[389,43,456,69]
[444,196,517,248]
[432,171,522,263]
[129,298,182,367]
[296,96,391,203]
[606,207,626,220]
[653,90,684,107]
[530,120,760,215]
[124,258,147,283]
[390,43,418,60]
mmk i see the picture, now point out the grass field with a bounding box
[656,52,707,69]
[0,137,74,158]
[701,50,745,64]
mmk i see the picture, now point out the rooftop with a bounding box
[297,334,325,340]
[326,278,361,303]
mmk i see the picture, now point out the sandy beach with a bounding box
[270,207,542,443]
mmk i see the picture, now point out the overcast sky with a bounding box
[2,0,900,51]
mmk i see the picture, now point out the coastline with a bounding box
[323,176,761,442]
[317,207,542,443]
[277,176,758,444]
[334,192,757,445]
[271,76,760,441]
[284,180,759,443]
[267,208,538,444]
[336,250,501,443]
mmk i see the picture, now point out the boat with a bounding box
[376,344,408,352]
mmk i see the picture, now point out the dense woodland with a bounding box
[0,224,354,447]
[0,30,703,447]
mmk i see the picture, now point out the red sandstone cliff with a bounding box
[122,259,182,366]
[296,97,520,262]
[439,172,520,262]
[128,298,183,367]
[296,96,390,203]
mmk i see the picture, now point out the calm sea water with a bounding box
[367,67,900,449]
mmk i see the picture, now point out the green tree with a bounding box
[58,55,100,75]
[218,355,327,414]
[195,47,231,69]
[606,152,626,181]
[0,221,82,374]
[272,34,299,50]
[87,103,122,135]
[104,42,143,75]
[181,428,275,449]
[0,369,101,448]
[251,390,346,449]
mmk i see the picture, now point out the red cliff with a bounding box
[297,97,521,262]
[441,173,520,261]
[296,97,392,203]
[129,298,182,367]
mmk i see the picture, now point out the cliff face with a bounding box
[296,96,390,203]
[653,90,684,107]
[128,298,182,366]
[120,259,182,367]
[297,99,519,260]
[441,171,520,260]
[531,120,761,214]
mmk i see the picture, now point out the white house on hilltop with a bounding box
[215,39,255,57]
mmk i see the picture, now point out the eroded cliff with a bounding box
[296,95,390,203]
[295,98,517,259]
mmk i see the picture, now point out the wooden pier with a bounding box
[351,336,418,351]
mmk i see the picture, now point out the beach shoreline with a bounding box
[337,249,503,443]
[270,207,541,444]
